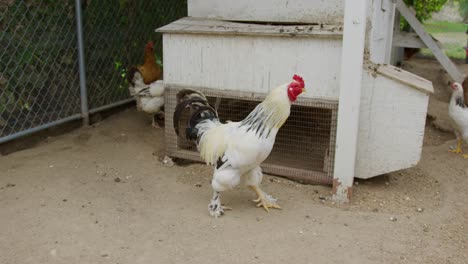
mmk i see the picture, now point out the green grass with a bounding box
[424,21,467,33]
[420,21,467,60]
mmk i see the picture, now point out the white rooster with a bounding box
[173,75,306,217]
[448,82,468,158]
[128,71,165,128]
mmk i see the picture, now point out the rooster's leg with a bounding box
[208,191,231,218]
[208,167,240,217]
[249,186,281,212]
[246,167,281,212]
[449,138,463,154]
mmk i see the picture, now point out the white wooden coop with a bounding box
[157,0,437,201]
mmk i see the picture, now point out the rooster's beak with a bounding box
[302,88,306,93]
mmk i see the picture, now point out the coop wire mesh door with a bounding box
[165,85,338,185]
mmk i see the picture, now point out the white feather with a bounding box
[197,83,290,172]
[128,71,164,114]
[449,91,468,141]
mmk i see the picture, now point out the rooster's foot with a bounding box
[208,191,231,218]
[449,148,462,154]
[250,186,281,212]
[449,139,463,154]
[462,154,468,159]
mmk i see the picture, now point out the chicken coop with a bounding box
[158,0,436,200]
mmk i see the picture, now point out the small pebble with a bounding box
[423,224,429,232]
[372,208,379,212]
[390,217,397,222]
[256,217,261,222]
[195,183,202,188]
[161,156,174,167]
[101,254,109,258]
[5,183,15,188]
[114,177,121,183]
[299,230,304,234]
[417,208,424,212]
[319,195,326,200]
[62,199,67,202]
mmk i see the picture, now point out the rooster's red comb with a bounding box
[293,74,304,88]
[145,41,154,49]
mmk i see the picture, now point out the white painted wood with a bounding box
[188,0,345,25]
[396,0,465,82]
[157,17,343,38]
[162,34,343,100]
[332,0,368,202]
[392,32,443,48]
[373,63,433,94]
[368,0,397,64]
[356,67,430,179]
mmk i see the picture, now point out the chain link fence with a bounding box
[0,0,187,143]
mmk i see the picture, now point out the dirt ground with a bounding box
[1,59,468,264]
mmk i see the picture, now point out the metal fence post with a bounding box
[74,0,89,126]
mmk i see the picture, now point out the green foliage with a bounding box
[453,0,468,20]
[0,0,186,136]
[82,0,187,108]
[401,0,448,31]
[0,0,79,118]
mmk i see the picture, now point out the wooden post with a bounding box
[391,10,404,66]
[332,0,368,203]
[396,0,465,82]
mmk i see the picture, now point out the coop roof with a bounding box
[156,17,343,38]
[366,62,434,94]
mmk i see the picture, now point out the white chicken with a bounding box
[448,82,468,158]
[128,71,165,128]
[173,75,306,217]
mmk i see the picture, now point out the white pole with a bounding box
[332,0,368,203]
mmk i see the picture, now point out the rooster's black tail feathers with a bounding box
[173,90,218,141]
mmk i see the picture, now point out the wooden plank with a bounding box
[332,0,368,203]
[188,0,345,25]
[392,32,443,49]
[367,0,397,64]
[396,0,465,82]
[157,17,343,38]
[162,34,343,100]
[374,64,434,94]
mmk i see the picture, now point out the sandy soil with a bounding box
[1,59,468,264]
